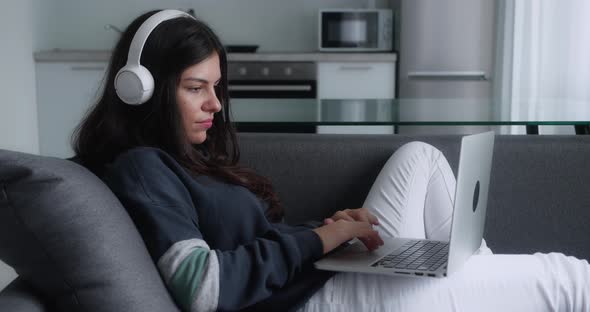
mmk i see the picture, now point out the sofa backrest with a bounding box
[238,133,590,261]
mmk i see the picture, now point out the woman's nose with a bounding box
[205,91,222,113]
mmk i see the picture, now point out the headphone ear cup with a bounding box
[114,65,155,105]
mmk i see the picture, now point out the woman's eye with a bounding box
[188,87,202,93]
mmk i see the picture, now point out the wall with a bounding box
[36,0,391,52]
[0,0,40,290]
[32,0,56,51]
[0,0,39,155]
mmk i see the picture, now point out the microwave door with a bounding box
[322,12,379,49]
[340,18,367,45]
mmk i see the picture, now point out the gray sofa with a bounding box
[0,133,589,311]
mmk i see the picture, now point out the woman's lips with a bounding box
[197,119,213,128]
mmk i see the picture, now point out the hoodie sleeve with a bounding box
[102,148,324,311]
[271,221,323,234]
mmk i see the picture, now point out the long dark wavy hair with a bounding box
[72,10,283,221]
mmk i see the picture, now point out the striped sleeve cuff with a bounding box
[157,239,220,312]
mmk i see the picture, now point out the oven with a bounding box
[228,61,317,133]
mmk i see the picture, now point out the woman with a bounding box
[73,10,590,312]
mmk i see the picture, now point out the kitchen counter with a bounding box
[34,49,397,63]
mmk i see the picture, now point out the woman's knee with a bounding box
[397,141,439,153]
[390,141,443,164]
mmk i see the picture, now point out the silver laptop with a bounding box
[314,131,495,278]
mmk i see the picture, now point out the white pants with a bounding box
[300,142,590,312]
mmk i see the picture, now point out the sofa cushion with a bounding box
[0,149,179,311]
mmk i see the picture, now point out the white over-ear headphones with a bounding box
[115,10,194,105]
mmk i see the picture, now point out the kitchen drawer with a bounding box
[318,62,395,99]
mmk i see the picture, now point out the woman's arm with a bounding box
[272,208,384,253]
[270,220,323,233]
[103,148,324,311]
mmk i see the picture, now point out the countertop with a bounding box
[33,49,397,63]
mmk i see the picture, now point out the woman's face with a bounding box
[176,53,223,144]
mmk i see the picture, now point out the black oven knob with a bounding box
[239,67,247,76]
[261,67,270,76]
[284,67,293,76]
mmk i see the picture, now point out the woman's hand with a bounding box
[312,218,384,254]
[324,207,380,226]
[318,208,382,253]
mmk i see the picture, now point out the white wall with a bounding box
[36,0,391,52]
[0,261,16,292]
[0,0,40,290]
[32,0,56,52]
[0,0,39,155]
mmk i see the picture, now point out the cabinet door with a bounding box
[317,62,396,134]
[36,62,107,158]
[318,62,396,99]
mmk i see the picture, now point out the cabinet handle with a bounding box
[228,85,312,91]
[408,71,488,81]
[338,65,373,71]
[70,66,106,71]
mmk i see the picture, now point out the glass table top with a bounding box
[229,98,590,126]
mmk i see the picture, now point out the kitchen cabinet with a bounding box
[35,62,107,158]
[317,61,396,134]
[33,52,398,155]
[318,62,395,99]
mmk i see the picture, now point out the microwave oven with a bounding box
[319,9,393,52]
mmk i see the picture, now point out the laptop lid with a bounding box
[446,131,495,275]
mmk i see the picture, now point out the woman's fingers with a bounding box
[348,221,384,251]
[334,210,355,222]
[358,233,383,251]
[348,208,380,226]
[328,208,380,227]
[313,219,384,254]
[367,212,380,226]
[358,237,378,251]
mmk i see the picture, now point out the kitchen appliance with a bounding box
[397,0,496,134]
[225,45,259,53]
[228,61,317,132]
[319,9,393,52]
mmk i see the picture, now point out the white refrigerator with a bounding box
[396,0,497,134]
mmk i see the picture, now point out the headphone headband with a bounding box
[115,9,194,105]
[126,10,192,66]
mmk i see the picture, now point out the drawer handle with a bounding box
[338,66,373,71]
[228,85,312,91]
[408,71,488,81]
[70,66,106,71]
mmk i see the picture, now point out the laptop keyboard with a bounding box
[372,240,449,271]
